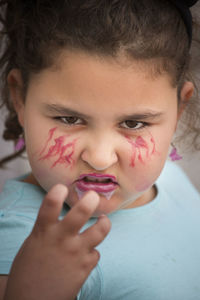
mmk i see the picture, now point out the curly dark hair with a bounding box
[0,0,200,167]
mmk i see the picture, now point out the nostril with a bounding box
[81,147,118,171]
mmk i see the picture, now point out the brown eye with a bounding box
[121,120,144,130]
[63,117,79,124]
[126,120,138,128]
[55,116,83,125]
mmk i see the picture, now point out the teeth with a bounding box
[84,176,111,183]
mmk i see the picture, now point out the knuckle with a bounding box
[81,250,100,271]
[99,224,108,237]
[65,238,81,256]
[77,201,92,216]
[90,249,100,267]
[98,217,111,236]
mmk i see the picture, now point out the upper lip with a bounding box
[77,173,118,184]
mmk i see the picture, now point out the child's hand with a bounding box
[4,184,111,300]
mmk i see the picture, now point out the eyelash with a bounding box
[54,116,84,125]
[53,116,149,131]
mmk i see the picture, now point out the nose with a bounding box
[81,133,118,171]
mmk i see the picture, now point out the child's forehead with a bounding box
[33,49,173,87]
[55,50,167,75]
[26,50,177,116]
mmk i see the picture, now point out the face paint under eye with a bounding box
[135,136,149,163]
[38,127,78,169]
[150,136,157,155]
[39,127,57,157]
[126,136,146,167]
[126,132,158,168]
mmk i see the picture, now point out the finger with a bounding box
[61,190,100,234]
[86,249,101,271]
[79,249,101,280]
[81,215,111,248]
[34,184,68,230]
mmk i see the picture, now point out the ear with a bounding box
[7,69,25,128]
[177,81,194,119]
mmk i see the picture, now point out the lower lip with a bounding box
[75,180,118,193]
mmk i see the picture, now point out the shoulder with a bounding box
[0,175,46,275]
[156,160,200,208]
[0,174,45,215]
[158,160,189,181]
[157,161,199,194]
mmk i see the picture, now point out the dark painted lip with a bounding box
[75,180,118,193]
[78,173,118,184]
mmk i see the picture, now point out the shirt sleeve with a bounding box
[0,211,34,274]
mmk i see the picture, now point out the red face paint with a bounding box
[39,128,77,169]
[146,129,158,156]
[39,127,57,156]
[150,136,156,155]
[126,133,157,168]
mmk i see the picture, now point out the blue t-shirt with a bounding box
[0,161,200,300]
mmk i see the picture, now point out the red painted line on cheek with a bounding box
[144,128,159,156]
[150,136,156,155]
[130,146,137,167]
[39,127,57,156]
[38,128,77,168]
[40,136,66,160]
[126,136,137,167]
[126,133,156,168]
[136,136,149,156]
[135,136,149,164]
[52,140,77,168]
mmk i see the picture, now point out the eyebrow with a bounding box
[43,103,92,120]
[43,103,164,121]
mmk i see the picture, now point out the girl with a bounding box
[0,0,200,299]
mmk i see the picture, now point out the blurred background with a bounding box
[0,2,200,193]
[0,107,30,191]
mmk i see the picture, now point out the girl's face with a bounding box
[12,51,184,215]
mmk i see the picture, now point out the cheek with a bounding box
[125,132,159,168]
[38,127,78,169]
[124,133,166,192]
[27,127,79,189]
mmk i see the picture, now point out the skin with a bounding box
[3,186,111,300]
[1,50,194,300]
[9,51,193,215]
